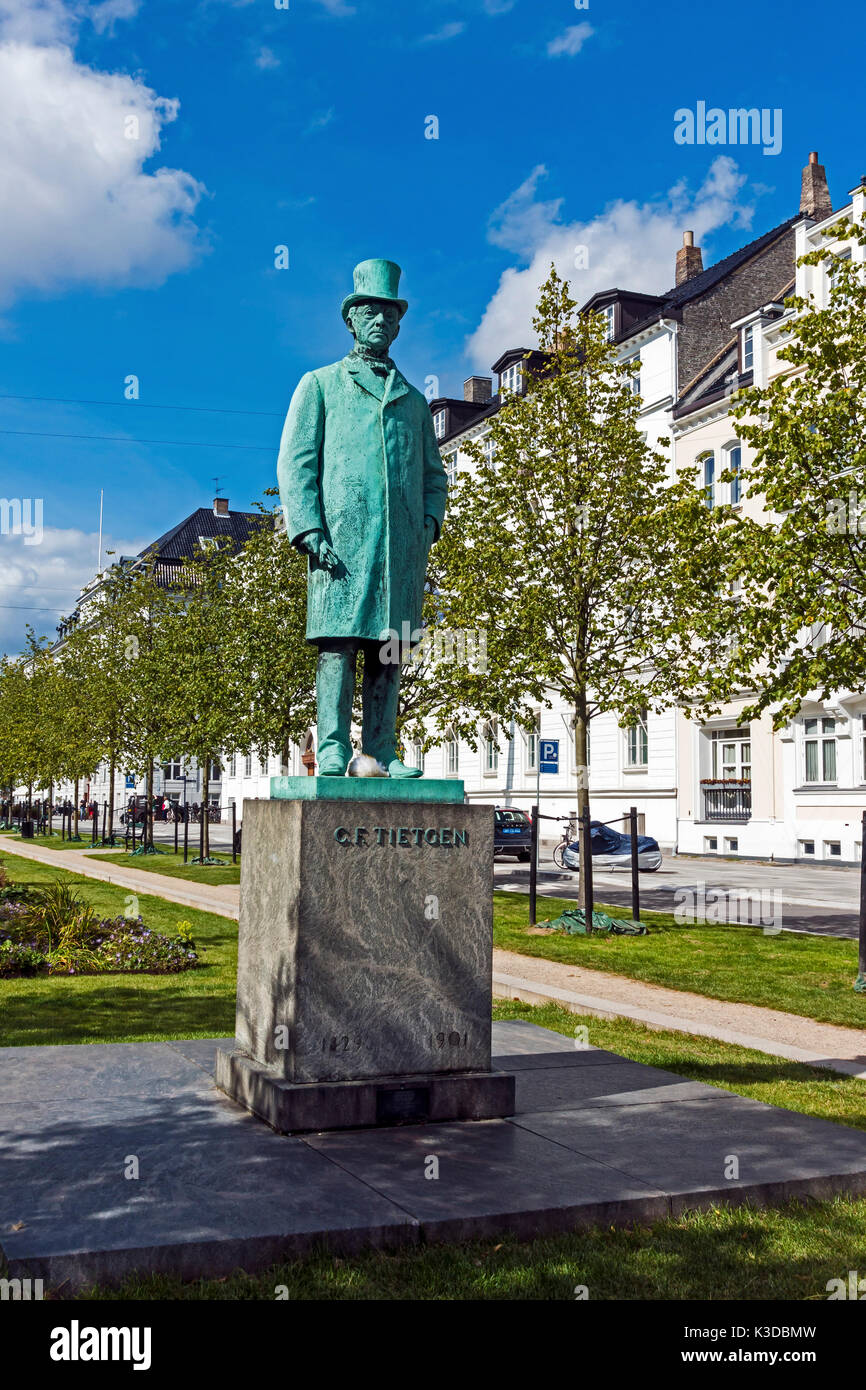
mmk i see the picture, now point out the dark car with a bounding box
[494,806,532,861]
[119,795,148,826]
[562,820,662,872]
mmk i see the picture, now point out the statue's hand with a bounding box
[317,540,341,573]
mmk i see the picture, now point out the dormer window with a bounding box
[499,362,523,395]
[433,410,447,440]
[601,304,616,341]
[741,325,754,372]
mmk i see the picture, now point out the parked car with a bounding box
[494,806,532,861]
[119,796,148,826]
[561,820,662,872]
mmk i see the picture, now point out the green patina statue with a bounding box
[277,259,448,777]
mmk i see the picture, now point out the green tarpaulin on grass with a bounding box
[543,907,648,936]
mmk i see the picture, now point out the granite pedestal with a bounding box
[215,785,515,1132]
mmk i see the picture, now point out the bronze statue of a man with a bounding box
[277,259,448,777]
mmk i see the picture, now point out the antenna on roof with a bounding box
[212,475,225,498]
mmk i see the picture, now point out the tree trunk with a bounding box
[145,756,154,850]
[201,760,210,859]
[573,695,591,907]
[107,752,116,846]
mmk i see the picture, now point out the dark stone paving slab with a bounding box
[513,1094,866,1211]
[2,1020,866,1290]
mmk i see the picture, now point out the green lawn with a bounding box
[495,889,866,1030]
[0,850,237,1047]
[89,848,240,884]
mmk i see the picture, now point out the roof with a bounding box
[141,507,263,563]
[658,215,801,309]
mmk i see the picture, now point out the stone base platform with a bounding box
[215,1049,515,1133]
[5,1021,866,1292]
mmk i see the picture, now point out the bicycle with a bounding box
[551,815,578,871]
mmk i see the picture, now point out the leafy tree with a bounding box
[439,264,729,898]
[729,216,866,722]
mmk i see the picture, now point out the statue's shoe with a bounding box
[318,757,349,776]
[388,759,423,778]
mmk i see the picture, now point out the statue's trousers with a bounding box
[316,639,401,769]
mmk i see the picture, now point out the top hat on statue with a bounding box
[341,259,408,323]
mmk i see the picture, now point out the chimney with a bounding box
[464,375,492,404]
[675,230,704,286]
[800,151,832,221]
[213,497,229,516]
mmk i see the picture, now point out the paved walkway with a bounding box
[0,838,240,919]
[4,837,866,1079]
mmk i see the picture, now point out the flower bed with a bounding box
[0,879,198,977]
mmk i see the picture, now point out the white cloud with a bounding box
[314,0,355,14]
[90,0,140,35]
[306,107,335,133]
[420,21,465,43]
[483,0,516,13]
[547,22,594,57]
[255,44,281,69]
[0,523,150,657]
[0,0,207,310]
[467,157,756,368]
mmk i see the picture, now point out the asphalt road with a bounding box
[494,851,863,939]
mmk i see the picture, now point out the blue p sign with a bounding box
[540,739,559,773]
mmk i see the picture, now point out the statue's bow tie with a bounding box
[352,350,393,378]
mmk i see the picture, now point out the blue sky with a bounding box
[0,0,862,655]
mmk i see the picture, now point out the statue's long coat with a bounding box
[277,354,448,643]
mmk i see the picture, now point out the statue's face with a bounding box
[348,299,400,353]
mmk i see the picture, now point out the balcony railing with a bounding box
[702,781,751,822]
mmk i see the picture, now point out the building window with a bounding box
[742,325,754,372]
[162,759,182,780]
[824,840,842,859]
[704,836,718,853]
[701,452,715,509]
[444,451,458,485]
[627,355,641,396]
[799,839,815,856]
[725,837,739,853]
[625,710,648,768]
[229,753,236,778]
[408,741,424,773]
[526,715,540,774]
[804,717,836,783]
[483,721,499,775]
[710,729,751,780]
[483,436,496,469]
[600,304,616,341]
[499,363,523,395]
[729,445,742,505]
[446,736,459,777]
[244,753,252,778]
[433,410,447,440]
[208,759,221,782]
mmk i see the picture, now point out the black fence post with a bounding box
[630,805,641,925]
[579,805,593,928]
[231,802,237,864]
[529,804,538,925]
[199,806,204,864]
[174,811,179,856]
[183,807,189,865]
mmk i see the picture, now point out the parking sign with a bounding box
[540,739,559,774]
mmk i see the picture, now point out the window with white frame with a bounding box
[244,753,252,778]
[600,304,616,341]
[627,355,641,396]
[483,436,496,470]
[700,451,715,509]
[444,451,458,485]
[526,715,540,773]
[445,735,459,777]
[742,325,754,372]
[728,444,742,505]
[410,741,424,773]
[163,759,182,780]
[710,729,751,780]
[433,410,447,440]
[229,753,236,778]
[804,717,837,783]
[625,710,648,768]
[208,759,221,781]
[499,363,523,395]
[483,721,499,775]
